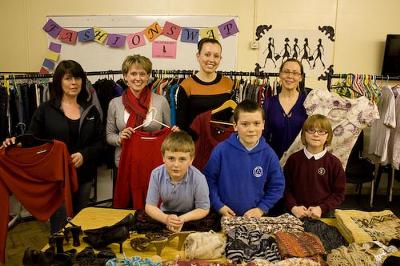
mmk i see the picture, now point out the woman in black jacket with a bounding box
[3,60,104,232]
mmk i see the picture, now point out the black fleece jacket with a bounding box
[28,98,105,184]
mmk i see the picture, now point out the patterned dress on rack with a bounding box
[280,89,379,169]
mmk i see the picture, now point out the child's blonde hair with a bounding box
[161,131,195,158]
[301,114,333,147]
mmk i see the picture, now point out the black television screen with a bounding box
[382,34,400,76]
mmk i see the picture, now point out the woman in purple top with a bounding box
[263,59,307,158]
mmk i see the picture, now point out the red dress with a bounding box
[0,140,78,263]
[113,128,171,209]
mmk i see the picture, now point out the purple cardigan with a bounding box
[263,93,307,158]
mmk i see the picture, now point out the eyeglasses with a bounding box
[306,128,328,135]
[280,69,302,77]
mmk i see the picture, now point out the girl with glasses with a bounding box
[283,114,346,219]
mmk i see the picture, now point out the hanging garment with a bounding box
[0,86,8,141]
[386,88,400,169]
[190,111,234,171]
[0,140,78,264]
[175,73,233,138]
[367,86,396,163]
[280,89,379,169]
[113,127,171,209]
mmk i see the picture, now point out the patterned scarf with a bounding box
[122,87,151,128]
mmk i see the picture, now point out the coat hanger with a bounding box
[210,120,234,126]
[132,107,170,131]
[13,133,52,148]
[211,99,237,114]
[210,99,237,126]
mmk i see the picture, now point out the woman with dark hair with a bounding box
[2,60,104,232]
[175,38,234,138]
[263,59,307,159]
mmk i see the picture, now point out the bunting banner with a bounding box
[42,18,239,49]
[42,15,239,71]
[40,41,61,73]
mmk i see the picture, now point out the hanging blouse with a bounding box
[280,89,379,169]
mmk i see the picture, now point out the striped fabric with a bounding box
[225,226,281,263]
[221,213,303,235]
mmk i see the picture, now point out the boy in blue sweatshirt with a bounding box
[204,100,285,217]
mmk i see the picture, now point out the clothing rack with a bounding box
[0,70,279,80]
[327,73,400,90]
[328,72,400,205]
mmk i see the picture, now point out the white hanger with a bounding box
[133,107,170,131]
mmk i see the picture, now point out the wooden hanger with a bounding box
[210,120,234,126]
[211,99,237,114]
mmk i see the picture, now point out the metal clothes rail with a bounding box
[327,73,400,90]
[1,70,279,80]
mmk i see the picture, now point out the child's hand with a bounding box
[219,206,236,217]
[307,206,322,219]
[244,208,264,218]
[166,214,184,232]
[291,206,308,218]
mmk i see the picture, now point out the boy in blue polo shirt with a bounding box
[145,131,210,232]
[204,99,285,217]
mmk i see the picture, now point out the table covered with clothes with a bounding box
[25,207,400,266]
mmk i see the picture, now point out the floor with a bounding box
[3,167,400,266]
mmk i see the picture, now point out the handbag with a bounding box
[183,231,226,259]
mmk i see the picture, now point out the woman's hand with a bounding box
[118,127,135,145]
[71,152,84,168]
[1,137,16,149]
[171,125,180,132]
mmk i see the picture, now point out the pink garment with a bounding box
[0,140,77,264]
[281,89,379,169]
[113,128,171,209]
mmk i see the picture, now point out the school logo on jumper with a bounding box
[253,166,263,177]
[317,167,326,176]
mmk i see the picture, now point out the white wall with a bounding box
[1,0,399,89]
